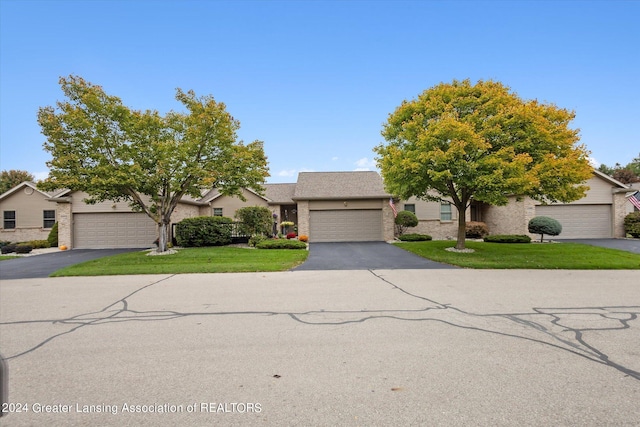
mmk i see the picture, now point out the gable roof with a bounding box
[592,169,628,189]
[264,183,297,204]
[0,181,53,201]
[293,171,389,200]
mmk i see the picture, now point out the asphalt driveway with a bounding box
[560,238,640,254]
[294,241,456,270]
[0,249,142,280]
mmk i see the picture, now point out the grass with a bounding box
[0,255,20,261]
[51,246,308,276]
[395,240,640,269]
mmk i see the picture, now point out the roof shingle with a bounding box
[293,171,389,200]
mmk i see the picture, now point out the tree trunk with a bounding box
[157,222,170,252]
[456,206,466,250]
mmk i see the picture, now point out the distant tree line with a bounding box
[598,153,640,184]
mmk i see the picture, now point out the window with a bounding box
[213,208,223,216]
[3,211,16,229]
[440,202,452,221]
[403,204,415,214]
[43,210,56,228]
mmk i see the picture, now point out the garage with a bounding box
[535,204,612,239]
[74,213,157,249]
[310,209,383,242]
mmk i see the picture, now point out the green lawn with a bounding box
[0,255,20,261]
[51,246,308,276]
[395,240,640,269]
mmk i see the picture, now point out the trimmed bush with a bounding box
[1,244,16,254]
[28,240,51,249]
[528,216,562,242]
[175,216,233,247]
[624,212,640,238]
[256,239,307,249]
[15,244,33,254]
[286,232,297,239]
[47,222,59,247]
[484,234,532,243]
[465,221,489,238]
[395,210,419,235]
[235,207,273,237]
[0,241,11,249]
[398,233,432,241]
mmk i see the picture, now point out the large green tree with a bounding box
[0,170,35,194]
[375,79,593,249]
[38,75,269,252]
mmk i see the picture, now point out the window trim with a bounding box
[440,202,452,221]
[3,210,16,229]
[403,203,416,214]
[43,210,56,229]
[213,207,223,217]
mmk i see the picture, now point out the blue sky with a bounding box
[1,0,638,183]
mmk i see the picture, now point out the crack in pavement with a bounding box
[1,271,638,381]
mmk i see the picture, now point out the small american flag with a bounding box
[389,197,398,218]
[630,191,640,210]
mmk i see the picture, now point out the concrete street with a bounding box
[1,270,639,426]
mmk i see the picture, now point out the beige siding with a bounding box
[69,191,153,213]
[533,176,613,206]
[0,187,54,229]
[209,189,269,219]
[309,199,383,210]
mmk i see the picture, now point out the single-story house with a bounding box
[471,170,629,239]
[0,181,60,243]
[2,170,630,249]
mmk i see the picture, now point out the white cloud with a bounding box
[33,171,49,181]
[354,157,376,171]
[277,169,296,177]
[588,157,600,168]
[331,156,339,161]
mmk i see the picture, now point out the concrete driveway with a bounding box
[560,238,640,254]
[1,270,638,426]
[294,242,456,270]
[0,249,142,280]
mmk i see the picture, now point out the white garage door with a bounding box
[74,213,157,249]
[535,205,612,239]
[310,209,383,242]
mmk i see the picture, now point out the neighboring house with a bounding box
[0,182,59,243]
[474,170,629,239]
[33,168,630,249]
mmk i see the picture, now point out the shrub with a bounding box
[624,212,640,238]
[465,221,489,238]
[235,206,273,237]
[0,241,11,249]
[47,222,59,247]
[1,244,16,254]
[256,239,307,249]
[398,233,432,241]
[484,234,532,243]
[28,240,51,249]
[298,235,309,243]
[395,210,418,235]
[286,232,297,239]
[248,234,268,247]
[175,216,233,247]
[15,244,33,254]
[528,216,562,242]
